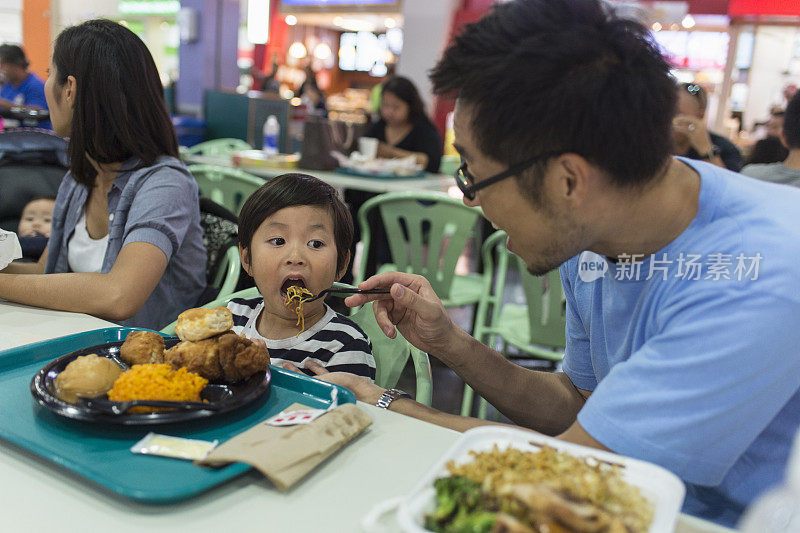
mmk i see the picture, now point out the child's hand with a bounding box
[281,360,386,405]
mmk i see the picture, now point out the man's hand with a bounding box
[344,271,460,358]
[672,115,714,154]
[281,360,386,404]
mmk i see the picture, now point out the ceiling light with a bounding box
[681,15,695,29]
[313,43,332,61]
[384,18,396,29]
[651,22,662,31]
[285,15,297,26]
[289,42,307,59]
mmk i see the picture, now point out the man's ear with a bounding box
[239,244,252,276]
[335,250,351,281]
[553,153,593,207]
[779,131,789,149]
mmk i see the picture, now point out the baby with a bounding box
[17,196,55,261]
[18,196,55,237]
[227,173,376,379]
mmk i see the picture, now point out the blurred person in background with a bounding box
[297,65,327,117]
[673,82,743,172]
[742,90,800,188]
[363,76,442,173]
[0,44,51,130]
[343,76,443,282]
[0,20,206,330]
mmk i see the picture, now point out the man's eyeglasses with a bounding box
[454,152,562,201]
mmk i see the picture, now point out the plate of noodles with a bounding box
[395,426,685,533]
[30,337,271,425]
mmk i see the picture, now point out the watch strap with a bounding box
[376,388,411,409]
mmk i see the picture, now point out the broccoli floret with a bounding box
[425,477,496,533]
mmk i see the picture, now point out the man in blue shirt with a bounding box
[0,44,51,130]
[288,0,800,528]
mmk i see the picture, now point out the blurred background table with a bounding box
[183,154,456,194]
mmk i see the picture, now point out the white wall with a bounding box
[744,25,800,129]
[398,0,459,108]
[0,0,23,44]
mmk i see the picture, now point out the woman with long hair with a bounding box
[343,76,443,281]
[366,76,442,173]
[0,19,206,329]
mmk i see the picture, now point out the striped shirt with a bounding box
[227,297,376,380]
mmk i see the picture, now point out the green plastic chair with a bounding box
[160,283,433,405]
[188,164,264,215]
[212,245,242,302]
[183,138,251,158]
[460,230,566,418]
[355,191,485,308]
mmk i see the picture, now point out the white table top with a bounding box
[0,300,117,352]
[0,302,733,532]
[184,154,458,194]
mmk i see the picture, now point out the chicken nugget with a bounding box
[217,333,270,383]
[164,337,224,381]
[119,331,165,366]
[174,307,234,342]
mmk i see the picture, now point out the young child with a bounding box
[17,196,55,261]
[228,173,376,380]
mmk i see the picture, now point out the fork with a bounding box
[305,287,390,302]
[79,397,220,415]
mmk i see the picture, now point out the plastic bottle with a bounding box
[739,429,800,532]
[262,115,279,156]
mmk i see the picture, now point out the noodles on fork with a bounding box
[284,285,314,334]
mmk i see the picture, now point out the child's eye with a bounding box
[308,240,324,249]
[268,237,285,246]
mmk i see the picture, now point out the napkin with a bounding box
[0,229,22,270]
[197,402,372,491]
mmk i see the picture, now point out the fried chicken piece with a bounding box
[119,331,165,366]
[216,332,270,382]
[163,336,224,381]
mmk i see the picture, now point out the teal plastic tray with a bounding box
[0,327,355,504]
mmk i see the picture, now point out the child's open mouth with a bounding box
[280,277,308,297]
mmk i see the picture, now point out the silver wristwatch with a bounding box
[376,388,411,409]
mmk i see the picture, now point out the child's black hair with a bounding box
[238,173,354,273]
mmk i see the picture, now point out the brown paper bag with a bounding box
[197,403,372,491]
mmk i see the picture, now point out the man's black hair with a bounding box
[783,90,800,150]
[430,0,677,191]
[0,44,28,68]
[238,173,353,273]
[52,19,178,187]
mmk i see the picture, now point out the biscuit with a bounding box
[174,307,234,342]
[119,331,165,366]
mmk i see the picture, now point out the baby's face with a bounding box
[18,199,55,237]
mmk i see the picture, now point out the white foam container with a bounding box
[395,426,686,533]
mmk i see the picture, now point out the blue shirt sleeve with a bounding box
[22,79,48,109]
[121,166,199,261]
[560,260,596,391]
[577,282,800,486]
